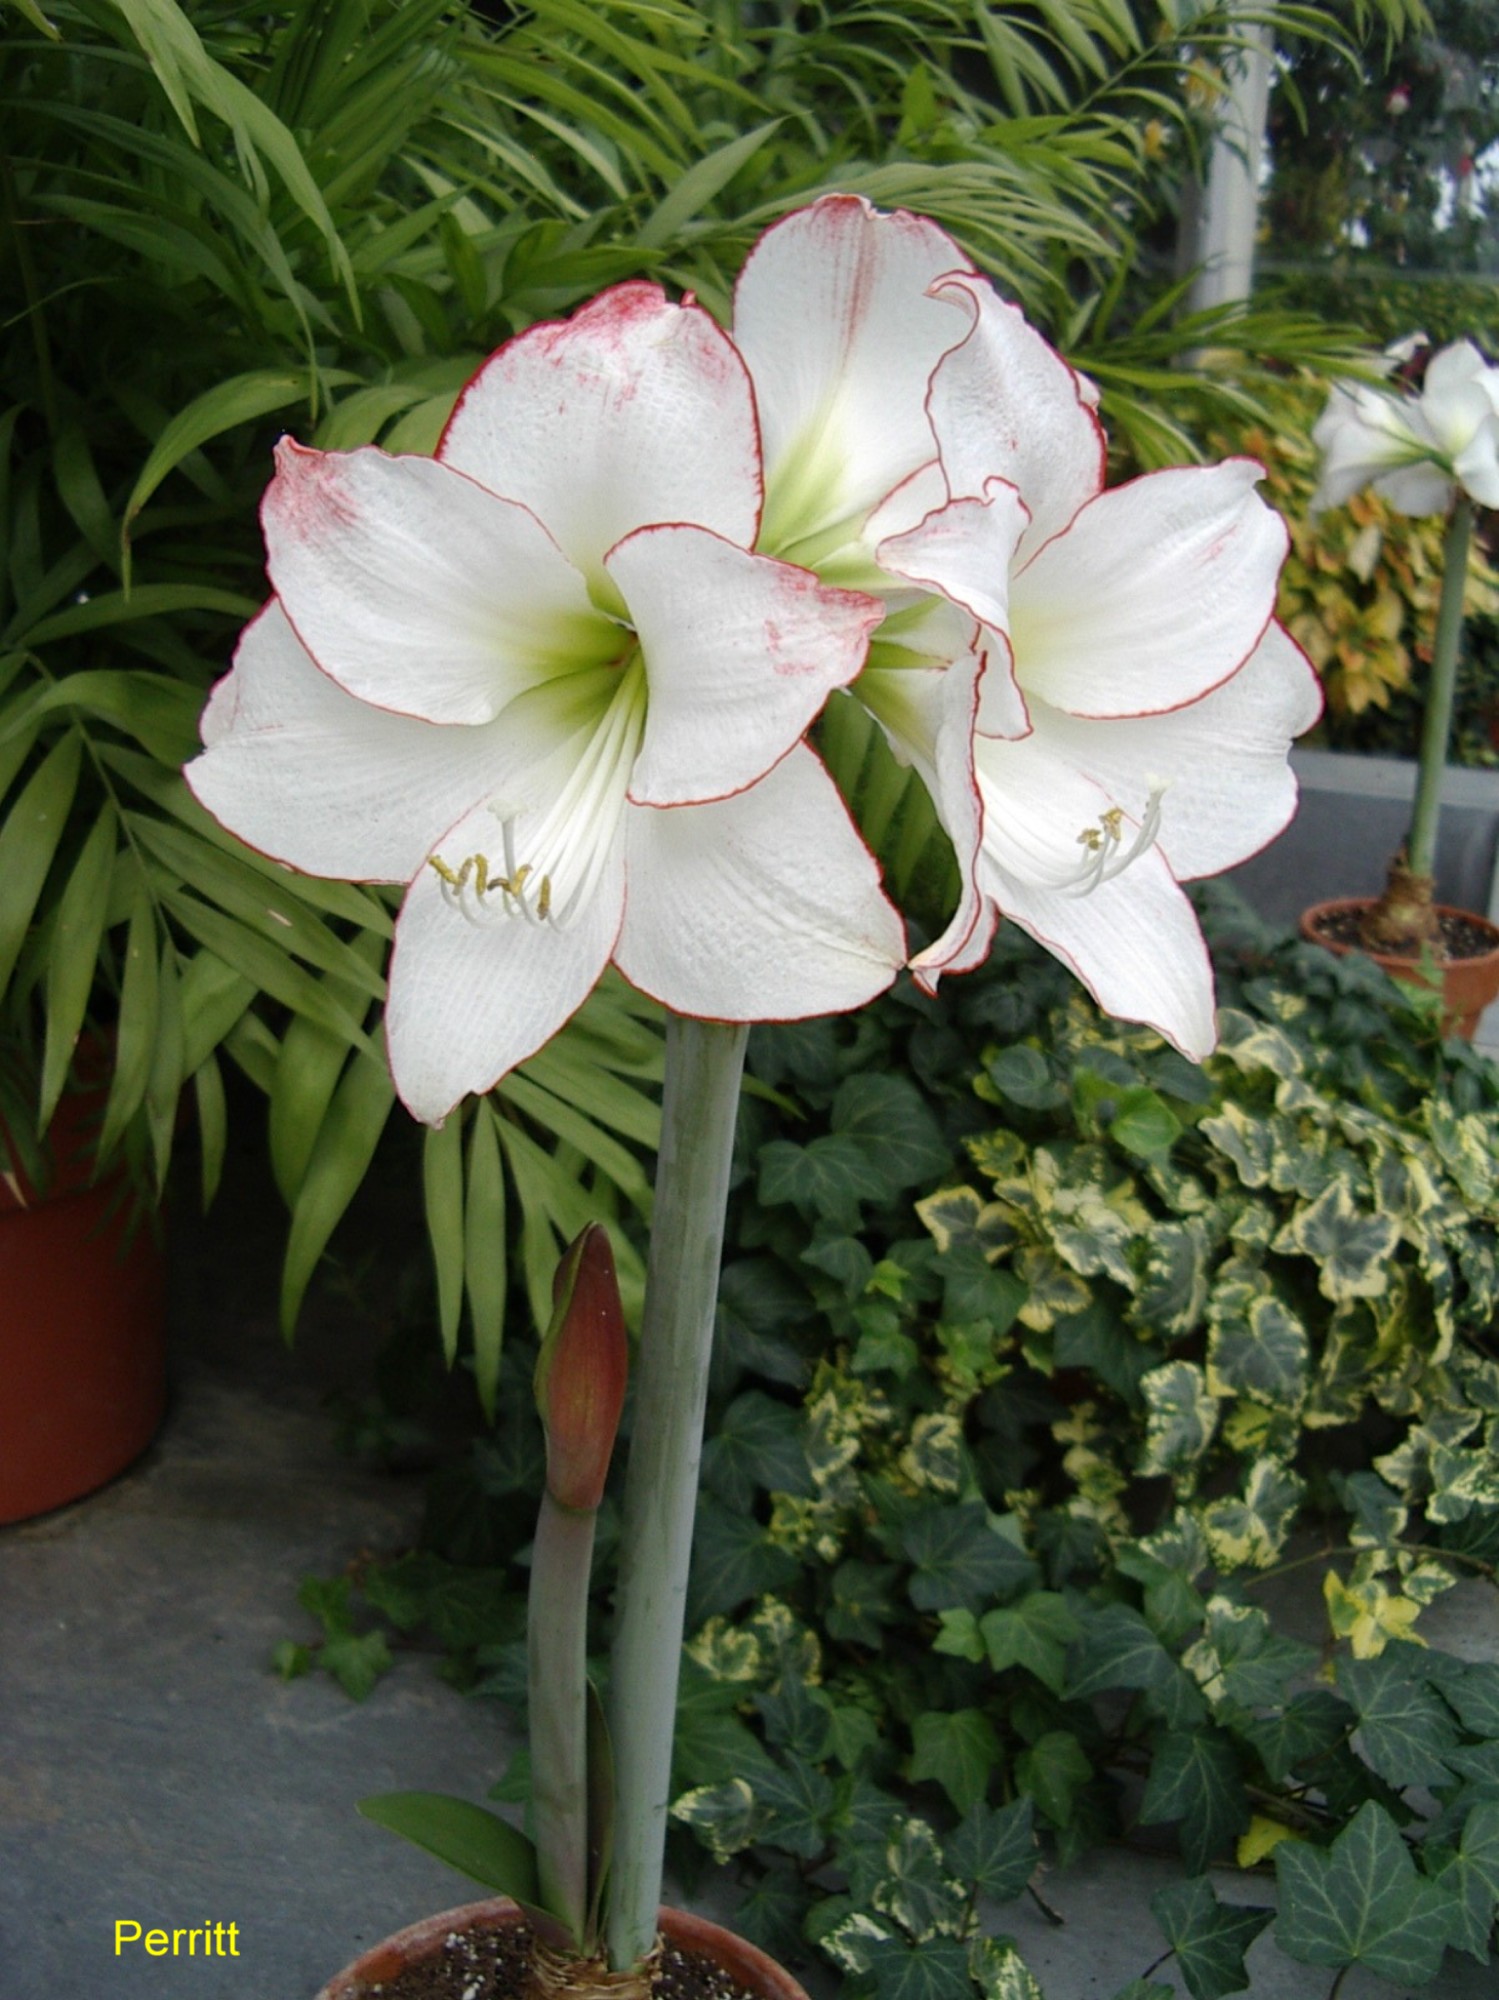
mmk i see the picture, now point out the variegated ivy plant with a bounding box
[285,901,1499,1999]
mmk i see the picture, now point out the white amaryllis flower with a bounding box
[187,284,905,1123]
[732,197,1321,1061]
[1312,336,1499,516]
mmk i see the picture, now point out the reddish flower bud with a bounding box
[533,1224,628,1512]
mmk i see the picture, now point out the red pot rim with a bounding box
[313,1897,811,2000]
[1300,897,1499,968]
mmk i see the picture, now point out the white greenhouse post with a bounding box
[1184,17,1275,312]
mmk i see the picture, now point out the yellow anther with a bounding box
[1100,807,1124,839]
[537,874,553,920]
[1077,826,1104,852]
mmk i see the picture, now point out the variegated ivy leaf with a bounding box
[820,1908,901,1976]
[1323,1567,1424,1658]
[1015,1246,1093,1331]
[1424,1101,1498,1207]
[1198,1458,1305,1570]
[915,1183,1019,1262]
[1141,1155,1215,1214]
[1273,1181,1399,1301]
[1224,1193,1277,1251]
[804,1367,894,1487]
[1370,1138,1448,1220]
[1199,1101,1275,1189]
[687,1616,764,1684]
[1340,1471,1409,1550]
[671,1777,763,1860]
[968,1936,1045,2000]
[1212,1009,1304,1079]
[899,1412,965,1496]
[1425,1440,1499,1523]
[869,1818,967,1939]
[1454,1352,1499,1415]
[1221,1399,1301,1462]
[1303,1306,1381,1428]
[1138,1361,1220,1478]
[1207,1293,1310,1409]
[1131,1217,1212,1338]
[1375,1410,1487,1499]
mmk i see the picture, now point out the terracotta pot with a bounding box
[314,1896,811,2000]
[1299,897,1499,1041]
[0,1075,167,1524]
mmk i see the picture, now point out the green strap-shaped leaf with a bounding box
[423,1118,465,1368]
[635,119,782,248]
[279,1049,395,1335]
[192,1052,227,1209]
[40,803,116,1126]
[464,1101,508,1418]
[98,881,160,1161]
[0,730,80,993]
[357,1792,538,1904]
[269,1016,353,1204]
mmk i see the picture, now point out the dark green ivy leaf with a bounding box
[701,1391,812,1511]
[908,1708,999,1815]
[1239,1687,1353,1785]
[1337,1645,1462,1791]
[830,1072,953,1195]
[759,1133,891,1231]
[319,1629,392,1702]
[902,1502,1038,1611]
[689,1495,800,1622]
[1066,1603,1206,1729]
[1274,1800,1454,1983]
[1150,1876,1271,2000]
[946,1797,1037,1904]
[753,1756,837,1860]
[1138,1728,1249,1874]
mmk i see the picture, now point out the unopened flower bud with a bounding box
[533,1224,627,1512]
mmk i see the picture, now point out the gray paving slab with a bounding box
[2,1135,1496,1999]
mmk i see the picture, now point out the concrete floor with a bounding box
[2,1131,1496,2000]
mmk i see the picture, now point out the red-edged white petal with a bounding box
[604,524,882,807]
[1023,620,1327,880]
[439,283,762,583]
[733,196,974,553]
[187,602,514,882]
[858,647,995,984]
[1023,623,1323,881]
[970,738,1217,1058]
[926,277,1105,563]
[1010,460,1286,719]
[262,442,615,725]
[386,817,625,1124]
[875,481,1032,737]
[615,746,904,1018]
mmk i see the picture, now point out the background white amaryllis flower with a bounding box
[187,284,905,1124]
[1312,336,1499,517]
[730,196,1321,1061]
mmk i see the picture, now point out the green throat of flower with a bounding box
[427,653,648,930]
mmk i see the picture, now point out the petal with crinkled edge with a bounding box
[876,481,1032,737]
[925,276,1105,564]
[1010,461,1285,719]
[970,738,1217,1058]
[1023,622,1323,882]
[615,746,904,1019]
[262,442,617,725]
[606,524,883,807]
[734,195,974,558]
[386,829,626,1125]
[187,602,520,882]
[439,282,762,585]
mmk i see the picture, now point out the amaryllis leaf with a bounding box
[357,1792,538,1904]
